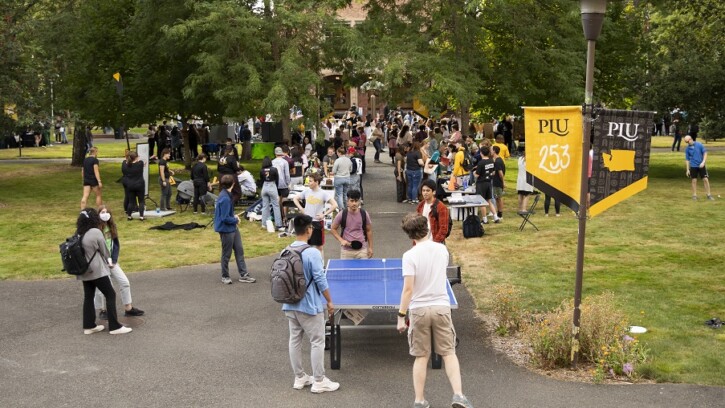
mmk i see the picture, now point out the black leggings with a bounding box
[544,194,561,215]
[193,182,207,213]
[83,276,121,331]
[126,186,145,216]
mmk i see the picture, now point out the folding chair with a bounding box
[518,192,540,231]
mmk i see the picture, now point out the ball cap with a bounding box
[274,147,283,155]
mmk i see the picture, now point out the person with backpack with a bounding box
[74,208,132,335]
[94,205,144,320]
[280,215,339,393]
[474,146,501,224]
[214,174,256,284]
[416,179,451,244]
[329,189,373,259]
[452,142,471,186]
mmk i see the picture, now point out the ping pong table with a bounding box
[325,258,459,370]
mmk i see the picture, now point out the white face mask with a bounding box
[100,212,111,222]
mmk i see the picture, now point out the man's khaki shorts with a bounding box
[407,305,457,357]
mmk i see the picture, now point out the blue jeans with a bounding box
[261,182,282,227]
[406,169,422,201]
[219,229,248,279]
[334,176,351,209]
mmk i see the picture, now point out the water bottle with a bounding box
[156,207,160,214]
[462,177,468,190]
[266,218,275,233]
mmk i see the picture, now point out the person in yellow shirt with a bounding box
[452,141,470,184]
[493,135,510,159]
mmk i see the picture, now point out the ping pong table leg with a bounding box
[431,337,442,369]
[330,312,342,369]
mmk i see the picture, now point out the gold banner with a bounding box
[523,106,584,212]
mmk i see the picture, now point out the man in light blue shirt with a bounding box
[282,214,339,393]
[684,135,714,200]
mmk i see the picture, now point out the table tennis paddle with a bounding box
[350,240,363,250]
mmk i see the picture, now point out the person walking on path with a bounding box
[213,174,256,285]
[75,208,132,335]
[94,205,144,320]
[684,135,715,200]
[81,147,103,210]
[282,214,340,394]
[329,189,373,259]
[397,213,473,408]
[331,146,353,210]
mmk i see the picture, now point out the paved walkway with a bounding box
[0,147,722,408]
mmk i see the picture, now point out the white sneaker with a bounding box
[84,325,104,335]
[293,373,314,390]
[221,277,233,285]
[109,326,132,335]
[482,217,489,224]
[310,376,340,393]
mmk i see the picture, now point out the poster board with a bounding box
[136,142,150,196]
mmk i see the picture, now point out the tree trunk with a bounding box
[282,116,291,144]
[71,122,88,167]
[459,104,470,138]
[181,123,192,170]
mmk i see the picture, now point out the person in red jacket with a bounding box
[416,179,450,243]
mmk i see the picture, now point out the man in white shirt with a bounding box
[397,213,472,408]
[293,172,338,254]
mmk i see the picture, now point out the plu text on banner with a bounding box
[523,106,584,212]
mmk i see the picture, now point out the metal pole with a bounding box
[572,39,596,369]
[50,80,54,123]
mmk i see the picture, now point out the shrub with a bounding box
[488,284,524,336]
[525,292,649,381]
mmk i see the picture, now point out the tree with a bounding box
[639,1,725,139]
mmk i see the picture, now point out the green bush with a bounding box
[525,292,649,381]
[488,284,524,336]
[701,115,724,141]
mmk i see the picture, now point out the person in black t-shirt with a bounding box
[158,148,175,211]
[491,146,506,220]
[474,146,500,224]
[191,154,211,214]
[81,147,103,210]
[122,151,146,220]
[218,146,241,203]
[405,141,424,203]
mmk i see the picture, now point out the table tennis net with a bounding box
[325,268,404,281]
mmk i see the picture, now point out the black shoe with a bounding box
[127,216,133,221]
[99,310,108,320]
[125,307,145,317]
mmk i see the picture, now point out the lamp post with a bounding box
[572,0,607,369]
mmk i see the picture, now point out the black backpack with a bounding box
[462,214,484,239]
[429,199,453,239]
[59,233,97,275]
[462,150,473,171]
[270,244,313,304]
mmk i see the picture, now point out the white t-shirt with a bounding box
[402,239,450,309]
[299,187,332,218]
[421,202,432,239]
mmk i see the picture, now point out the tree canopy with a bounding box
[2,0,723,146]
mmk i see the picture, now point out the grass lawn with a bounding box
[448,149,724,386]
[0,145,281,281]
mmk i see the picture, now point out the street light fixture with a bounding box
[572,0,606,369]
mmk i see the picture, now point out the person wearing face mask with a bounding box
[75,208,132,335]
[94,205,145,320]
